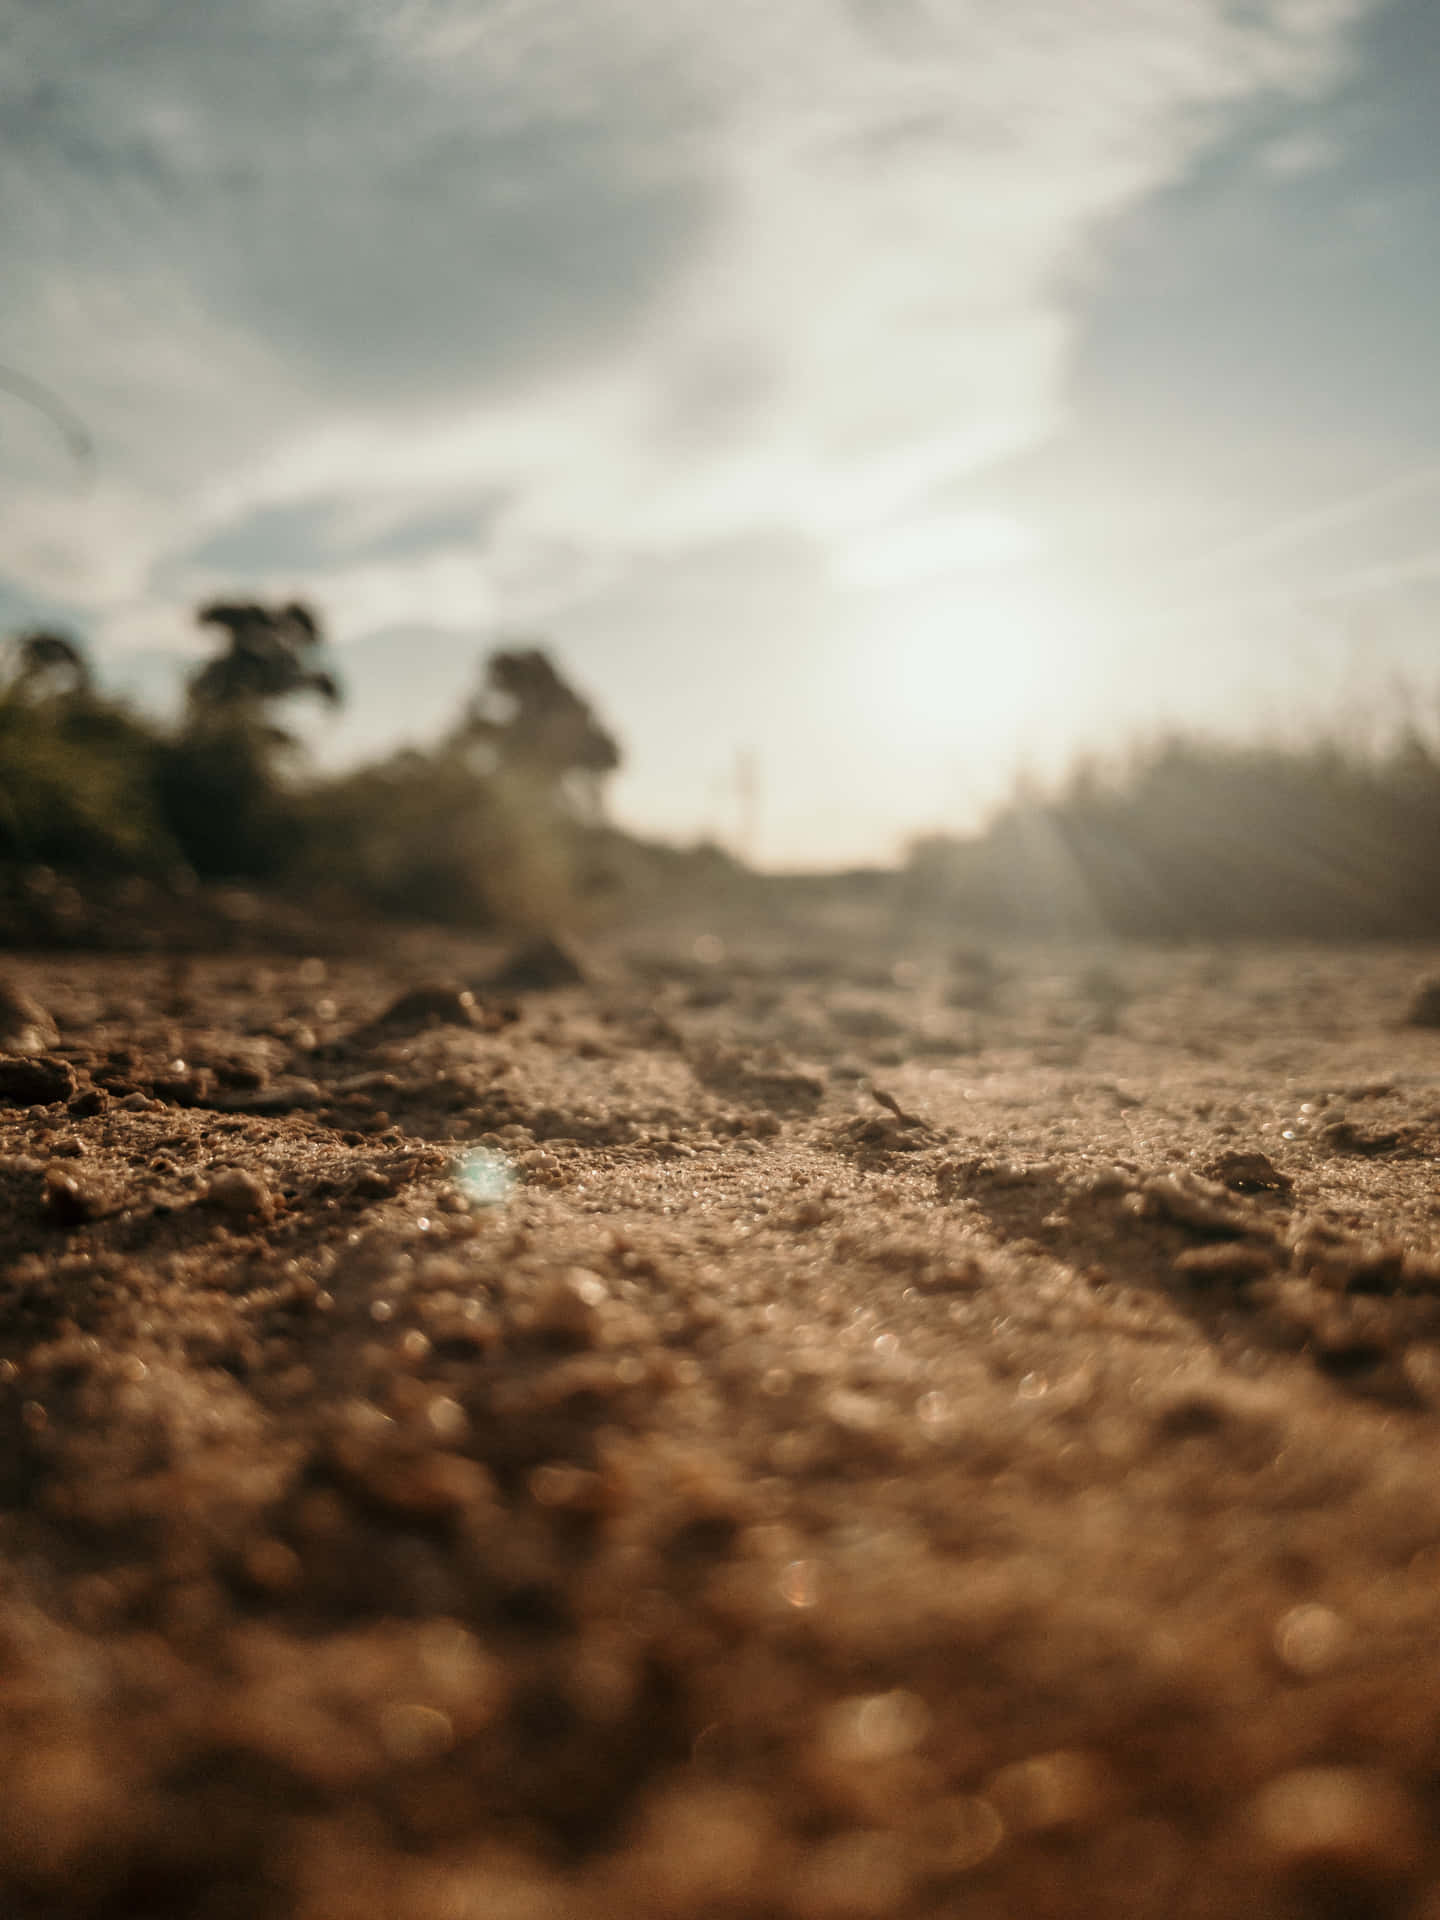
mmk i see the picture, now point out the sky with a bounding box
[4,0,1440,866]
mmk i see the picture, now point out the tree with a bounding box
[187,600,341,715]
[2,629,94,703]
[157,599,342,881]
[0,629,171,872]
[452,645,620,820]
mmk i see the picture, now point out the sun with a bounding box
[844,556,1110,821]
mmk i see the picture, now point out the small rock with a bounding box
[206,1168,273,1219]
[0,980,59,1054]
[152,1069,212,1106]
[369,984,481,1033]
[41,1162,101,1226]
[487,935,587,992]
[0,1056,76,1107]
[212,1057,268,1092]
[1204,1150,1293,1193]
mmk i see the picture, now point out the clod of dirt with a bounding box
[205,1168,274,1219]
[151,1067,213,1106]
[526,1267,609,1346]
[366,984,482,1034]
[1204,1149,1293,1193]
[215,1076,324,1115]
[1289,1228,1409,1294]
[1319,1116,1408,1156]
[40,1162,103,1226]
[0,1055,77,1106]
[0,979,59,1054]
[1404,978,1440,1028]
[1136,1170,1268,1238]
[840,1113,932,1152]
[1173,1242,1276,1284]
[487,934,588,992]
[212,1056,269,1091]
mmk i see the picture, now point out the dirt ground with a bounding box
[3,928,1440,1918]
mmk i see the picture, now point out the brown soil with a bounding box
[3,933,1440,1918]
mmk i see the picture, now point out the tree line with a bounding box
[0,600,624,928]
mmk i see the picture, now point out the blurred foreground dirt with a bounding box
[3,934,1440,1917]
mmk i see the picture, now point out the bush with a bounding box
[297,751,578,928]
[153,717,304,884]
[0,688,176,874]
[907,731,1440,940]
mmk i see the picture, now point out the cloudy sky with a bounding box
[4,0,1440,864]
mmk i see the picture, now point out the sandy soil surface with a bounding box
[3,931,1440,1918]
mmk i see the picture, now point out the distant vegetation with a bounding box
[4,600,1440,942]
[905,730,1440,939]
[0,605,633,936]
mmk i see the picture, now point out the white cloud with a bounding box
[0,0,1383,647]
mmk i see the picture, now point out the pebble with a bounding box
[41,1163,100,1226]
[206,1169,273,1218]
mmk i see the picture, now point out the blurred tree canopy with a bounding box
[0,629,172,873]
[0,604,629,930]
[15,593,1439,942]
[451,645,621,819]
[4,630,94,702]
[155,599,345,882]
[187,600,341,716]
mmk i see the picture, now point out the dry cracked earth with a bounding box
[2,931,1440,1917]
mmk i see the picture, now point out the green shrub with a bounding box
[0,690,175,873]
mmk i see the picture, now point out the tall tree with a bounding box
[454,645,619,819]
[187,600,341,715]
